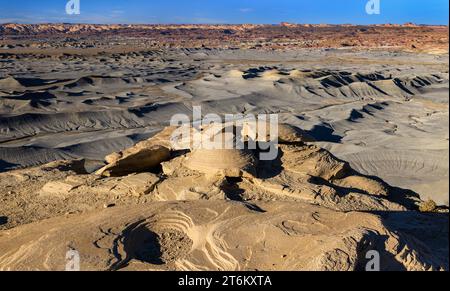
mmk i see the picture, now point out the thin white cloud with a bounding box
[239,8,253,13]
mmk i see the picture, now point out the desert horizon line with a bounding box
[1,21,449,26]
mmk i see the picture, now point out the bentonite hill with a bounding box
[0,23,448,271]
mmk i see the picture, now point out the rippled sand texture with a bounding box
[1,48,448,204]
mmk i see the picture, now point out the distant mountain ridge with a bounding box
[0,22,445,35]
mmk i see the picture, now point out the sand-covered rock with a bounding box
[0,121,447,271]
[281,144,349,180]
[113,173,161,197]
[96,145,170,177]
[39,180,80,198]
[184,149,257,178]
[242,121,314,144]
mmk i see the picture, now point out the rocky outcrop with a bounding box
[0,123,447,271]
[96,145,170,177]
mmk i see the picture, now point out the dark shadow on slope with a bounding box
[41,159,89,175]
[222,177,245,202]
[256,147,284,179]
[362,172,422,210]
[367,211,449,270]
[129,102,177,118]
[221,177,266,213]
[0,216,8,226]
[109,221,164,271]
[385,186,421,210]
[15,78,64,87]
[0,159,19,172]
[347,109,364,122]
[307,124,342,143]
[5,91,56,100]
[354,231,407,271]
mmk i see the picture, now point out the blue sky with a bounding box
[0,0,448,25]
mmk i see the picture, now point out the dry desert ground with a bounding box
[0,24,448,271]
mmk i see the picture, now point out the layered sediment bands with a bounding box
[185,149,257,178]
[0,111,146,140]
[0,71,443,140]
[0,56,448,205]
